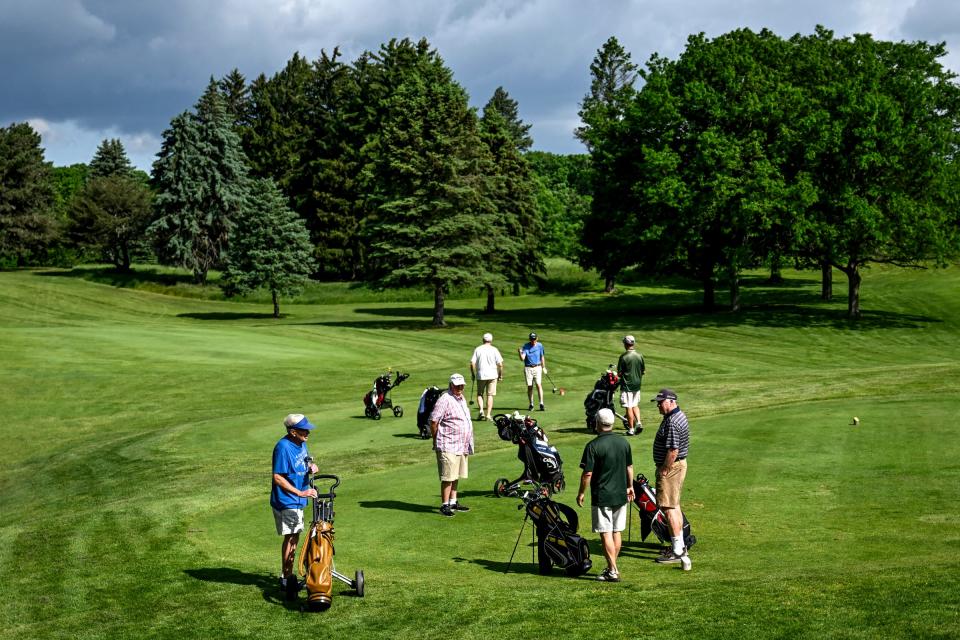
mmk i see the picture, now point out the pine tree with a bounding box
[222,178,314,317]
[480,89,542,310]
[150,80,251,284]
[88,139,134,178]
[364,39,499,327]
[0,122,58,266]
[69,174,152,271]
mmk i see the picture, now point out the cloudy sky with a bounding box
[3,0,959,171]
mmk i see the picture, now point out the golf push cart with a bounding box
[506,481,591,577]
[294,468,365,611]
[363,370,409,420]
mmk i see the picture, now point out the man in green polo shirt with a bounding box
[577,408,634,582]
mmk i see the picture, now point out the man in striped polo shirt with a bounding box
[651,388,691,565]
[430,373,476,517]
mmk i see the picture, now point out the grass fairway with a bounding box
[1,264,958,640]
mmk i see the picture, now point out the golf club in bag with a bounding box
[583,365,630,432]
[631,473,696,550]
[506,482,591,577]
[415,386,442,439]
[296,469,365,611]
[491,412,564,497]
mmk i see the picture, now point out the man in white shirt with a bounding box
[469,332,504,421]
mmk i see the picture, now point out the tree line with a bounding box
[577,27,960,317]
[2,28,958,320]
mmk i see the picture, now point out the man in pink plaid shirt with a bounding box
[430,372,475,517]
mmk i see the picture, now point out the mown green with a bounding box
[0,264,957,639]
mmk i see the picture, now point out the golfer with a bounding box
[577,408,634,582]
[469,332,504,421]
[617,335,645,435]
[430,373,475,517]
[518,331,547,411]
[651,388,691,566]
[271,413,319,599]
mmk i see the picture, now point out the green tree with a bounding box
[150,81,251,284]
[222,178,314,317]
[0,122,58,266]
[88,139,134,178]
[790,29,960,317]
[364,38,499,327]
[526,151,592,257]
[70,174,152,271]
[291,48,366,279]
[576,36,639,292]
[218,68,252,131]
[479,88,542,310]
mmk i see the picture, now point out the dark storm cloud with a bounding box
[1,0,956,167]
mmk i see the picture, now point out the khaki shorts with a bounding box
[273,507,304,535]
[620,390,641,408]
[524,365,542,386]
[656,458,687,508]
[436,450,469,482]
[477,378,498,398]
[592,504,628,533]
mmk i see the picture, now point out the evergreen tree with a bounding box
[480,90,542,310]
[0,122,58,266]
[222,178,315,317]
[70,174,152,271]
[150,80,251,284]
[88,139,134,178]
[218,68,252,131]
[576,36,639,292]
[364,38,499,327]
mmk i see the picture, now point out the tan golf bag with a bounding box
[298,520,335,610]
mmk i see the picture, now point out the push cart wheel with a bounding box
[393,405,403,417]
[372,407,382,420]
[493,478,509,497]
[355,570,365,597]
[364,406,374,419]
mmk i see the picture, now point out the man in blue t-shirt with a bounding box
[518,331,548,411]
[271,413,319,599]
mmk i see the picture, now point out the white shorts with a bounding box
[524,365,542,386]
[620,390,641,408]
[592,504,627,533]
[273,507,305,535]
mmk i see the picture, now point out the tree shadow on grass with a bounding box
[184,567,297,610]
[34,265,202,288]
[303,295,939,332]
[178,312,277,321]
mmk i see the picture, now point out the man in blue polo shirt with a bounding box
[518,331,547,411]
[271,413,319,599]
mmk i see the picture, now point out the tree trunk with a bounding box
[512,282,520,296]
[119,243,131,272]
[485,284,495,314]
[604,274,616,293]
[820,262,833,301]
[272,290,280,318]
[844,264,861,319]
[768,250,783,284]
[728,269,741,312]
[702,277,716,310]
[433,284,446,327]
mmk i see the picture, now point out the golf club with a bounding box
[469,373,475,406]
[544,368,559,394]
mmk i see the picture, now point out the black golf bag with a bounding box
[362,371,409,420]
[583,366,628,432]
[514,484,592,577]
[632,473,696,550]
[492,413,564,497]
[416,386,442,439]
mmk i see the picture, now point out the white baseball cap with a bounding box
[449,373,466,386]
[482,332,493,342]
[596,408,615,427]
